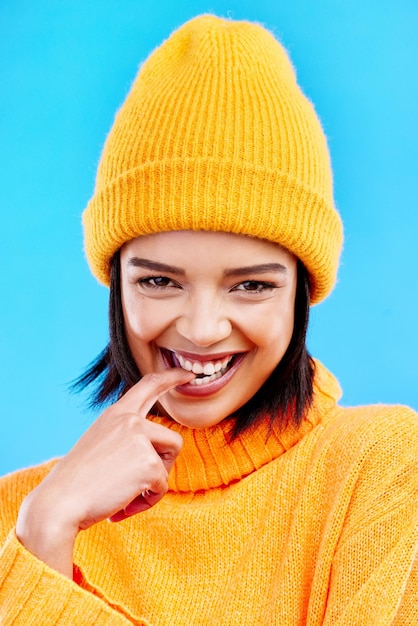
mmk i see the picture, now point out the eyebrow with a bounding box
[224,263,288,277]
[127,258,186,275]
[128,257,288,276]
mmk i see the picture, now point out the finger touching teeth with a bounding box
[159,349,242,388]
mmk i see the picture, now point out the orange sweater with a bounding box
[1,362,417,625]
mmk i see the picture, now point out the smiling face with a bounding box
[120,231,297,429]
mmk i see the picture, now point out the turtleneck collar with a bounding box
[149,360,341,493]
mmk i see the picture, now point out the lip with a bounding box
[171,353,246,397]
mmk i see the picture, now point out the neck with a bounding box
[149,360,342,492]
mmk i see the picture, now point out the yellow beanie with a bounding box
[83,14,343,304]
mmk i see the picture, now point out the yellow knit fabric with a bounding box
[83,15,343,304]
[1,363,417,625]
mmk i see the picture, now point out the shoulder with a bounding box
[0,459,60,536]
[321,402,418,450]
[312,361,418,451]
[303,404,418,542]
[313,403,418,498]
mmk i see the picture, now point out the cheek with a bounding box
[122,295,176,345]
[241,302,295,349]
[273,288,297,343]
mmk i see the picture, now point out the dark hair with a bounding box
[73,250,315,437]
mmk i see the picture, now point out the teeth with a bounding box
[203,362,215,376]
[174,352,233,382]
[191,362,204,374]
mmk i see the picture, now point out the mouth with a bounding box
[160,348,242,387]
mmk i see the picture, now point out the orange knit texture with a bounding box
[83,15,343,304]
[1,363,417,624]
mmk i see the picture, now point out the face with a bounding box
[120,231,297,429]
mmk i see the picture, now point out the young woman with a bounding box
[1,15,417,625]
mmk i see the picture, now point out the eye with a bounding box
[232,280,277,294]
[138,276,179,289]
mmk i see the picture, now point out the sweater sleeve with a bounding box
[322,406,418,625]
[0,530,144,625]
[0,465,152,626]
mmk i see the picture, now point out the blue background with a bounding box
[1,1,417,475]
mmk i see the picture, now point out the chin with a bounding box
[160,402,232,430]
[172,413,228,430]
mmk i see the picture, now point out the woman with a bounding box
[1,15,417,625]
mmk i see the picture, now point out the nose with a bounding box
[175,293,232,347]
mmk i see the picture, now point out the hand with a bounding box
[16,368,194,577]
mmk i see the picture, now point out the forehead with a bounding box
[120,230,296,267]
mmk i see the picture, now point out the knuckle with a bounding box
[122,411,143,427]
[154,474,169,495]
[161,436,183,460]
[171,432,184,453]
[144,455,163,475]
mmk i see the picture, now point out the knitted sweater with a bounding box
[1,362,417,625]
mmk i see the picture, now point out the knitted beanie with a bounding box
[83,14,343,304]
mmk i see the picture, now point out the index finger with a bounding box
[113,368,195,417]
